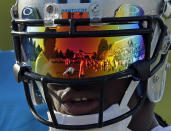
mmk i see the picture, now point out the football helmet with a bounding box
[11,0,171,130]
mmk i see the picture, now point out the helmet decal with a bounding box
[115,4,144,17]
[22,6,40,19]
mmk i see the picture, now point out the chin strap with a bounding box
[120,80,140,109]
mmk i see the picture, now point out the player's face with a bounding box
[47,78,131,115]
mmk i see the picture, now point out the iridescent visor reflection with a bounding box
[22,24,145,79]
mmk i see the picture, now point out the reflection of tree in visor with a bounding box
[43,28,57,60]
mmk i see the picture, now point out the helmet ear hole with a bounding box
[30,81,44,105]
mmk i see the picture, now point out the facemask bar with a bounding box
[12,16,154,38]
[11,21,22,63]
[23,76,147,130]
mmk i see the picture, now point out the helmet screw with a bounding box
[153,74,160,83]
[92,3,98,10]
[46,5,54,14]
[165,63,171,71]
[91,3,100,14]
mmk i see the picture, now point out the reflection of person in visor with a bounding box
[35,28,56,76]
[10,0,171,131]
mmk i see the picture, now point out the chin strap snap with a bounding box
[13,63,31,83]
[120,80,140,108]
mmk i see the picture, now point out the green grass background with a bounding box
[0,1,171,124]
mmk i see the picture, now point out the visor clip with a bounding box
[44,19,55,27]
[13,63,31,83]
[130,60,150,81]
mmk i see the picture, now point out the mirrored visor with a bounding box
[21,24,145,79]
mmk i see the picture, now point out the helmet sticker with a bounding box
[22,6,40,19]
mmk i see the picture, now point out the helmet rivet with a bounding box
[165,63,171,71]
[46,5,54,14]
[89,2,102,20]
[92,3,100,14]
[153,74,160,83]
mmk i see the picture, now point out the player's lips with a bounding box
[61,90,100,115]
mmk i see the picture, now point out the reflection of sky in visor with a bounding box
[21,4,145,79]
